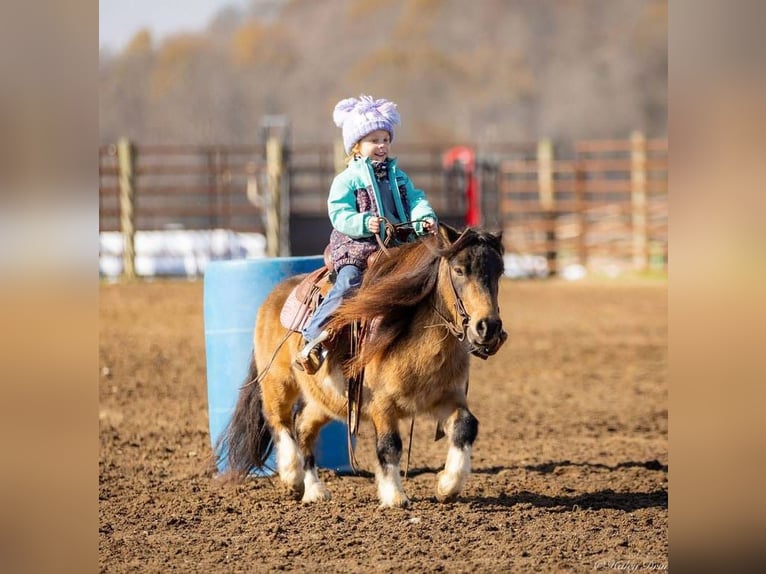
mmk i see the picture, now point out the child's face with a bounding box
[357,130,391,162]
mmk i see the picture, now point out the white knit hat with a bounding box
[333,95,401,154]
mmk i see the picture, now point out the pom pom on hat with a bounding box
[333,94,401,154]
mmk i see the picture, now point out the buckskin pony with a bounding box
[218,224,506,507]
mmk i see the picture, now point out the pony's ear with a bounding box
[437,222,462,245]
[492,229,505,254]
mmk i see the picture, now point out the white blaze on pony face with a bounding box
[276,429,304,491]
[436,445,472,500]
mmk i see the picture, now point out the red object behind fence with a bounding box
[442,146,479,227]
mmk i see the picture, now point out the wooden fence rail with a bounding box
[495,132,668,275]
[99,134,667,278]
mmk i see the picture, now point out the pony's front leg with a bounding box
[294,401,332,503]
[371,409,410,508]
[436,407,478,501]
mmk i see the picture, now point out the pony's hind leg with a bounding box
[370,408,410,508]
[294,400,333,503]
[436,407,478,501]
[259,370,305,497]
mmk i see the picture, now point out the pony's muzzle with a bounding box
[474,317,503,343]
[467,316,507,358]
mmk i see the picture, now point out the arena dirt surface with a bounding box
[99,277,667,572]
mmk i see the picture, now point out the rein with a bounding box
[373,218,422,254]
[345,218,418,473]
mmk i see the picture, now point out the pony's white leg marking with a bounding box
[437,445,472,500]
[301,467,331,503]
[276,429,304,491]
[376,465,410,508]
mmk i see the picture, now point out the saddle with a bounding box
[279,245,334,333]
[279,263,382,341]
[279,266,330,333]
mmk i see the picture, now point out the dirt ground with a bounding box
[99,277,667,573]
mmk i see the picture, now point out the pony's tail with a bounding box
[216,355,274,480]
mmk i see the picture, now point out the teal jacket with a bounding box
[327,156,438,271]
[328,156,437,238]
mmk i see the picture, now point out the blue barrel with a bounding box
[204,257,353,475]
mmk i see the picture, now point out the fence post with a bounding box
[207,150,217,229]
[117,138,136,280]
[221,149,231,231]
[279,143,291,257]
[630,131,649,271]
[537,138,557,275]
[574,164,588,267]
[266,137,283,257]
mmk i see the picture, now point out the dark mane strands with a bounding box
[326,235,441,367]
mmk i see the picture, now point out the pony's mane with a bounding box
[325,228,503,372]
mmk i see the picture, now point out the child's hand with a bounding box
[423,219,438,235]
[368,216,381,234]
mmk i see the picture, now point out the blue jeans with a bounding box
[302,264,362,342]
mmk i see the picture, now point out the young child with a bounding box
[295,94,439,373]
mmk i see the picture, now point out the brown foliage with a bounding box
[99,0,667,145]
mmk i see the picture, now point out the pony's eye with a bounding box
[453,266,465,277]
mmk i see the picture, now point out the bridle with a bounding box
[433,256,470,343]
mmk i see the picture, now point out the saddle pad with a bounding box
[280,267,328,333]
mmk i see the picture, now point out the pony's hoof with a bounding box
[436,470,464,502]
[436,491,459,503]
[281,481,305,501]
[378,494,411,509]
[302,484,331,503]
[279,471,305,500]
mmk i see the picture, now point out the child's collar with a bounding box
[355,155,396,165]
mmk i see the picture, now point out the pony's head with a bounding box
[436,224,506,357]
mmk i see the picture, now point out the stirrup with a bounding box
[294,330,330,375]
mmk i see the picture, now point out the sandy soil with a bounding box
[99,277,667,572]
